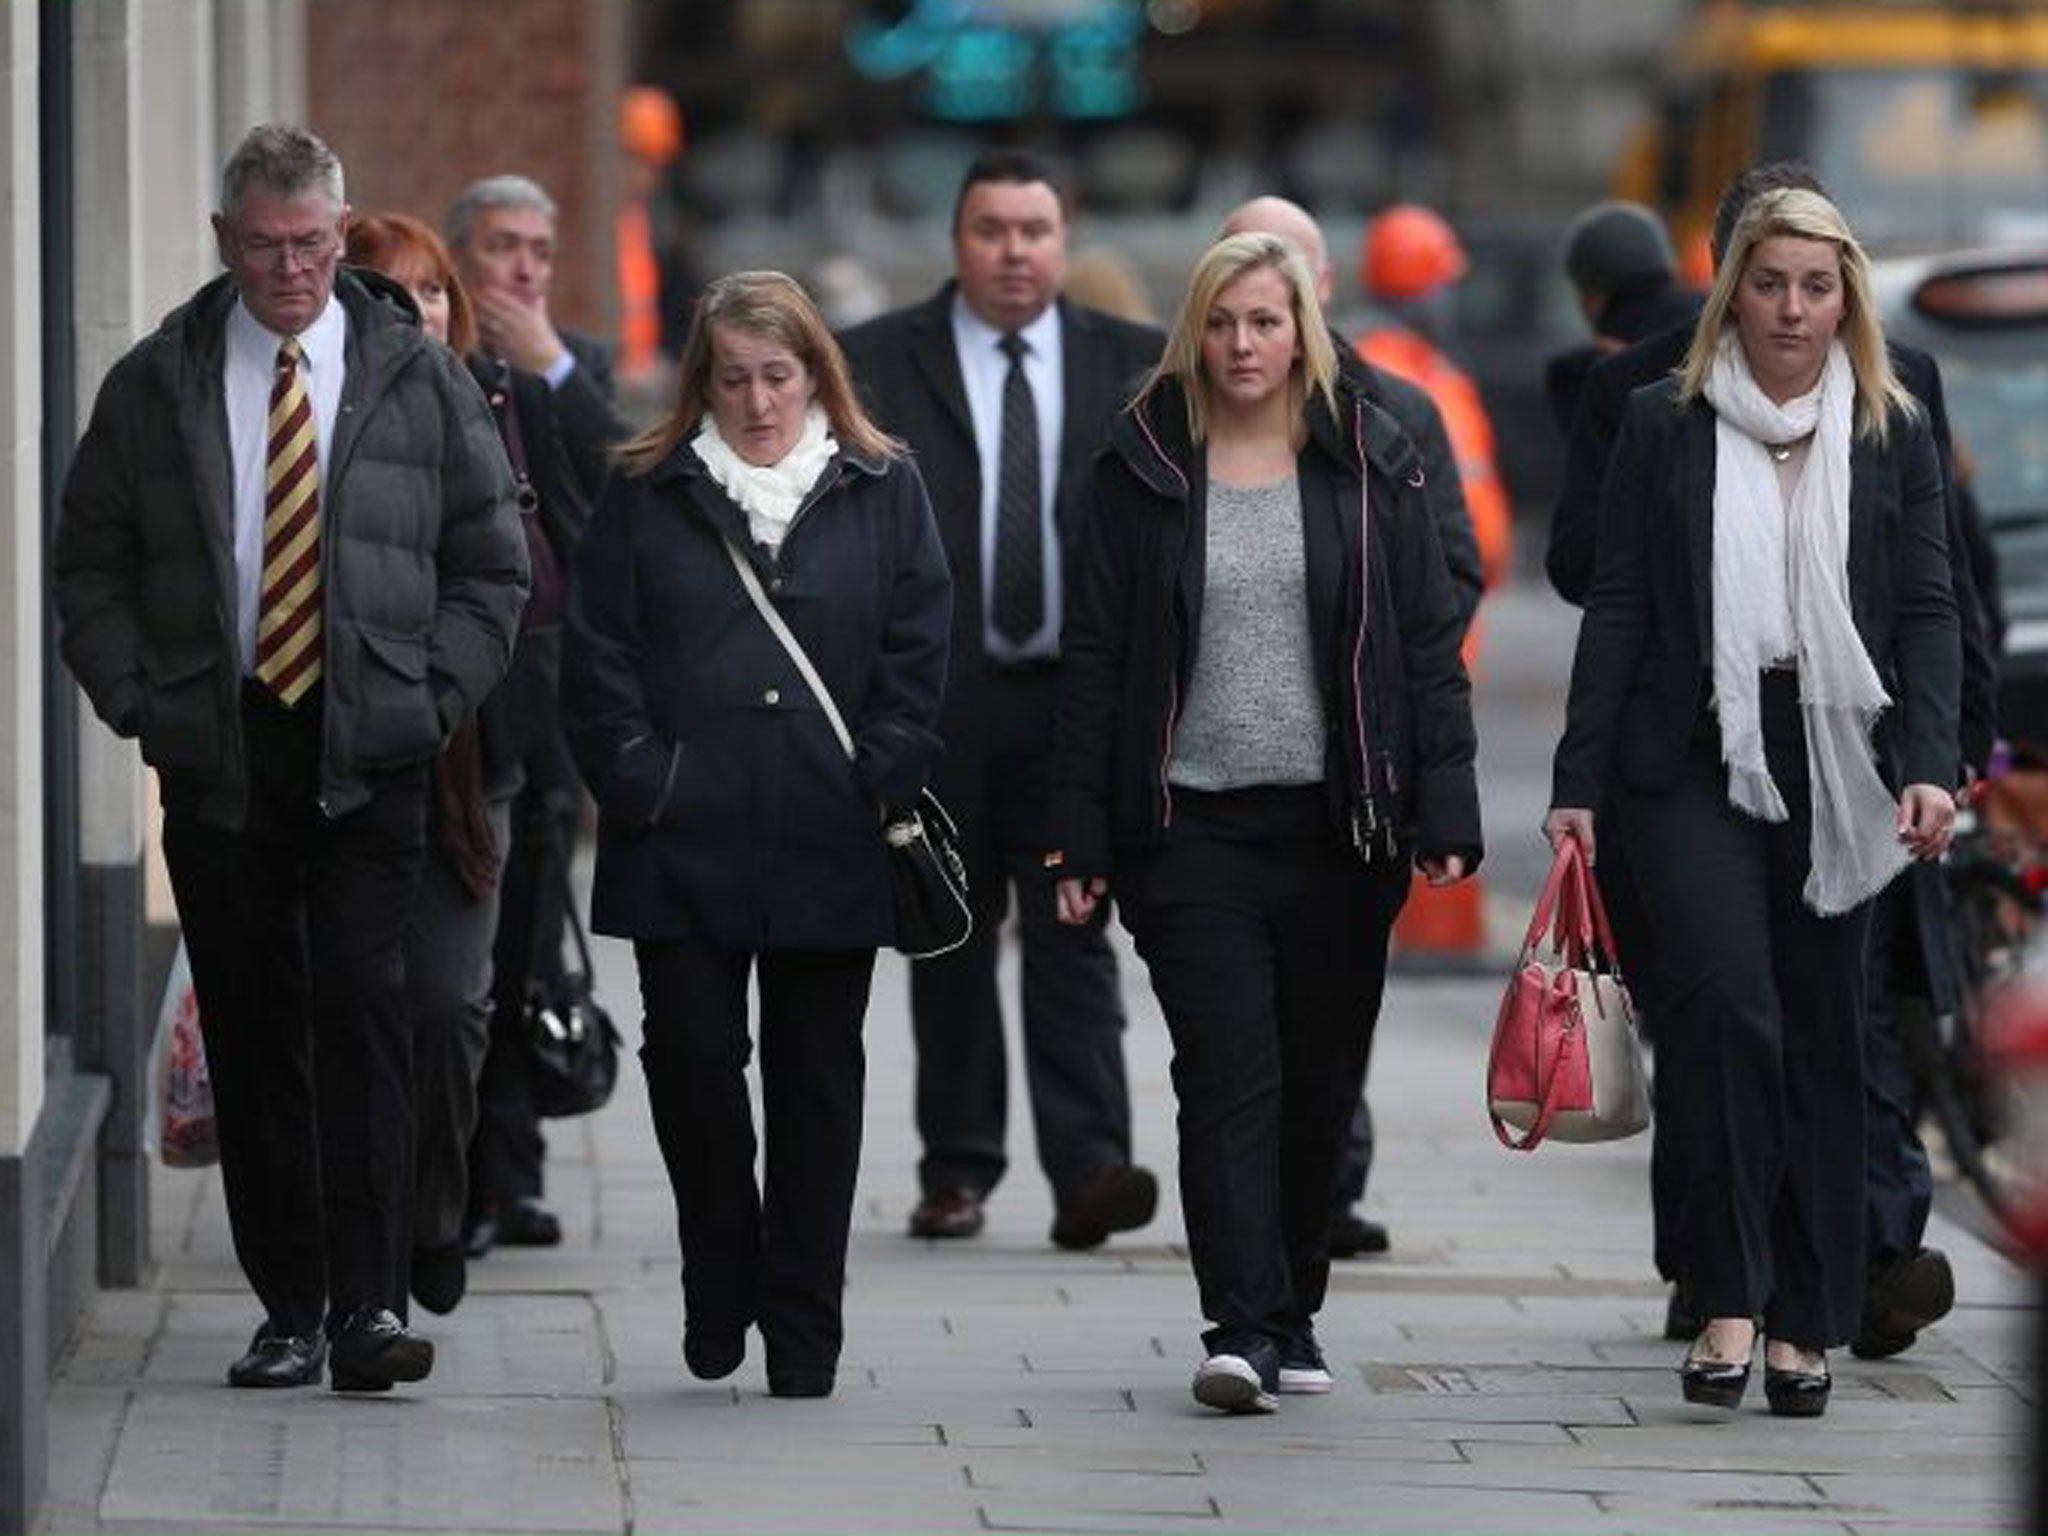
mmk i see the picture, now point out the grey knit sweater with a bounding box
[1167,473,1327,791]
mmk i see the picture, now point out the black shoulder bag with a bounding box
[526,832,624,1118]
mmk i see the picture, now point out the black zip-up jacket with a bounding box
[1050,374,1482,881]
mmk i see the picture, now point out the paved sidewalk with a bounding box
[41,933,2037,1535]
[40,584,2039,1533]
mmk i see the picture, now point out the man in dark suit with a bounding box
[839,150,1163,1248]
[55,125,527,1390]
[1546,160,1996,1354]
[447,174,624,1257]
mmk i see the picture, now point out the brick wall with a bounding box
[307,0,624,337]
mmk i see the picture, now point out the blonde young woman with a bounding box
[563,272,950,1398]
[1051,233,1480,1413]
[1546,188,1960,1417]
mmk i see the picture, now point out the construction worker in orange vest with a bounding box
[616,85,694,388]
[1355,204,1506,965]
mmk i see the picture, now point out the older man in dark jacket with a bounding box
[54,125,527,1393]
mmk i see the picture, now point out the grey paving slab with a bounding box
[96,1391,623,1532]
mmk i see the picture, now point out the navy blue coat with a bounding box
[563,439,951,949]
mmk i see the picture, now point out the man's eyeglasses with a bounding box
[233,231,338,272]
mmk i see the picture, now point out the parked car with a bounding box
[1875,246,2048,739]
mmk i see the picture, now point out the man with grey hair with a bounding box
[445,172,621,1259]
[447,174,621,500]
[1219,194,1484,1263]
[55,123,528,1392]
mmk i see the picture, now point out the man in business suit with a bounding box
[55,125,527,1390]
[447,174,624,1257]
[839,149,1163,1248]
[1547,160,1995,1353]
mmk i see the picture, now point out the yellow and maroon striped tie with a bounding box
[254,337,322,705]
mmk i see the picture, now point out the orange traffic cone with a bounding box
[1392,869,1486,958]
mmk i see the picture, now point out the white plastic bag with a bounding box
[145,940,218,1168]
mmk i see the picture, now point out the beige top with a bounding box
[1766,433,1814,670]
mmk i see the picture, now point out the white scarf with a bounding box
[1702,333,1908,915]
[690,404,837,554]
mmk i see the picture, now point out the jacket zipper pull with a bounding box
[1351,796,1378,862]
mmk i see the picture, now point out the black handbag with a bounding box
[884,787,973,960]
[722,536,972,959]
[526,840,623,1118]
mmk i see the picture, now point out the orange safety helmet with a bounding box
[1359,204,1468,300]
[619,85,684,165]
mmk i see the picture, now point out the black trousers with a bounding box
[163,683,428,1335]
[1864,878,1935,1270]
[635,941,876,1375]
[406,794,512,1262]
[1596,787,1688,1285]
[1623,676,1871,1347]
[909,667,1130,1201]
[1118,786,1407,1353]
[470,632,581,1218]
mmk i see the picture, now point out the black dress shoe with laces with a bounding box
[226,1324,326,1388]
[329,1306,435,1392]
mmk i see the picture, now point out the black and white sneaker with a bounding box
[1278,1330,1334,1395]
[1192,1352,1279,1414]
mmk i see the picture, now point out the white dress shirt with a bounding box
[951,294,1064,661]
[224,294,347,673]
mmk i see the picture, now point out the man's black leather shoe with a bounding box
[497,1198,563,1247]
[1049,1164,1159,1250]
[1327,1209,1391,1259]
[684,1323,747,1381]
[410,1241,468,1316]
[1852,1247,1954,1359]
[226,1323,326,1388]
[329,1306,434,1392]
[907,1188,985,1239]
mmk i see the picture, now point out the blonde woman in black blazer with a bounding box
[1546,188,1959,1418]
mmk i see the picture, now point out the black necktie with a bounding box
[993,331,1043,647]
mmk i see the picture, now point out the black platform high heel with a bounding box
[1763,1347,1831,1418]
[1680,1324,1753,1409]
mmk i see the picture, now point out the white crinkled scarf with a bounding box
[1701,332,1908,915]
[691,404,837,554]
